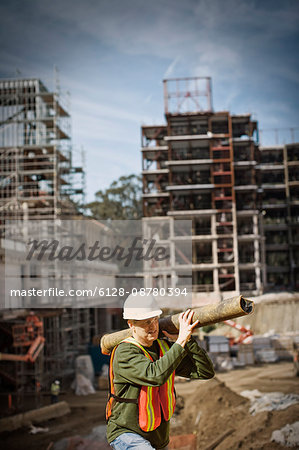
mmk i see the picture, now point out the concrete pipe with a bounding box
[100,295,254,355]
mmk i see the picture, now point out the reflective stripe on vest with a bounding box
[106,337,176,432]
[105,345,118,421]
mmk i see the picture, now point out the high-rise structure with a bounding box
[258,143,299,290]
[141,77,298,297]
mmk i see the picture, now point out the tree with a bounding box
[85,174,142,220]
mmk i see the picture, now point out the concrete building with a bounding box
[141,77,298,298]
[258,143,299,291]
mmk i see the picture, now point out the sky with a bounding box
[0,0,298,202]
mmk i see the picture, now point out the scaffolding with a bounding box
[0,313,45,408]
[0,77,93,409]
[43,309,93,381]
[0,78,84,233]
[0,309,98,409]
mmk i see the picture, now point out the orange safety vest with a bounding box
[106,337,176,432]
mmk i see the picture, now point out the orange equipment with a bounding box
[0,313,45,363]
[223,319,253,345]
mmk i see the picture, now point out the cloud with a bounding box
[0,0,298,200]
[2,0,298,89]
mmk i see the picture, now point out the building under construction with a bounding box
[0,77,84,229]
[0,78,118,408]
[258,143,299,291]
[141,77,299,298]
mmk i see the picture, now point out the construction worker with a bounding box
[51,380,60,404]
[106,293,215,449]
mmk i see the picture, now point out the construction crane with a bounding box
[223,319,253,346]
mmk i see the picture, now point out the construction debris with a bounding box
[75,355,95,384]
[168,433,197,450]
[271,422,299,448]
[0,401,70,433]
[240,390,299,415]
[255,348,278,363]
[72,374,96,396]
[203,429,234,450]
[29,424,49,434]
[237,342,255,365]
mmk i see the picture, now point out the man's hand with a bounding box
[162,330,178,342]
[175,309,199,348]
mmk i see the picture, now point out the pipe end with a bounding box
[240,297,254,314]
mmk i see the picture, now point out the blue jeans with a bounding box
[110,432,166,449]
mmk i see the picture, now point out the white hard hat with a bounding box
[55,380,60,384]
[123,292,162,320]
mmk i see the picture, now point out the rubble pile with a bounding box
[240,390,299,415]
[172,377,299,449]
[271,422,299,448]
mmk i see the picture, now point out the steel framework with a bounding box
[0,78,84,233]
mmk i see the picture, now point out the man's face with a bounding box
[129,316,159,347]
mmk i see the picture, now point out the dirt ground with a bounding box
[1,362,298,449]
[173,362,299,449]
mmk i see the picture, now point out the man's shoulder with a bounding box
[114,339,160,359]
[114,341,143,357]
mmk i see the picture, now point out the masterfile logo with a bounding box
[25,237,169,266]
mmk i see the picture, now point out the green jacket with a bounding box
[106,337,214,449]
